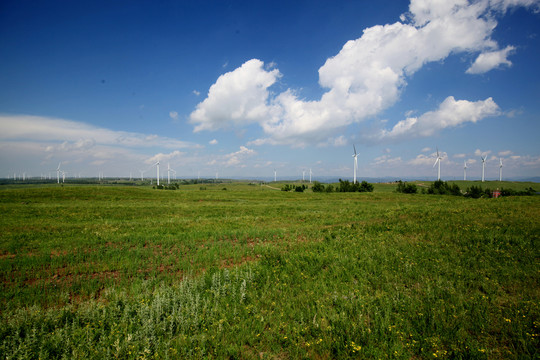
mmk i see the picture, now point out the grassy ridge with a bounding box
[0,185,539,359]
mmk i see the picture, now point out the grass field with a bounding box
[1,182,539,359]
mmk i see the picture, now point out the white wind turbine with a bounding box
[151,160,160,186]
[309,168,312,184]
[56,162,61,184]
[463,160,467,181]
[139,169,146,181]
[499,158,503,181]
[167,163,177,185]
[352,145,358,184]
[433,148,442,181]
[481,156,486,182]
[274,169,276,182]
[302,170,305,182]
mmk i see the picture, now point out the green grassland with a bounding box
[0,183,539,359]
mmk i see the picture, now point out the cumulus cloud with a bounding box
[190,59,281,132]
[373,154,402,166]
[466,46,516,74]
[475,149,492,158]
[372,96,500,141]
[189,0,534,146]
[209,139,218,145]
[409,150,448,166]
[169,111,179,120]
[498,150,513,156]
[224,146,256,166]
[145,150,184,165]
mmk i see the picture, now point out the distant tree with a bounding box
[359,181,374,192]
[312,182,325,193]
[396,180,417,194]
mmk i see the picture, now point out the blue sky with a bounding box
[1,0,539,181]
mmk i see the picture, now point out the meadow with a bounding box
[0,182,538,359]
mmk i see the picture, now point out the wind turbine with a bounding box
[433,148,442,181]
[151,161,160,186]
[139,169,146,181]
[274,169,276,182]
[309,168,312,184]
[56,162,61,183]
[499,158,503,181]
[302,170,305,182]
[167,163,177,185]
[463,160,467,181]
[481,156,486,182]
[352,145,358,184]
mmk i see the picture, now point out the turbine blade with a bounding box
[433,158,439,167]
[353,144,357,156]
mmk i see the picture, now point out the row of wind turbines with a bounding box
[272,168,313,183]
[433,147,504,182]
[140,161,179,186]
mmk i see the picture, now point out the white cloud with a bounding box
[209,139,218,145]
[145,150,184,165]
[474,149,492,158]
[454,153,466,158]
[190,0,533,146]
[421,147,431,152]
[316,135,347,148]
[372,96,499,141]
[373,154,402,166]
[466,46,516,74]
[0,114,194,149]
[498,150,513,156]
[190,59,281,132]
[224,146,256,166]
[489,0,540,13]
[193,90,200,96]
[408,150,448,166]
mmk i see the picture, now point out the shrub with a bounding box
[294,185,305,192]
[396,181,417,194]
[337,179,374,193]
[281,184,292,192]
[465,185,484,199]
[359,181,374,192]
[312,182,325,193]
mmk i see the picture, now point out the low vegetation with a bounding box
[0,183,538,359]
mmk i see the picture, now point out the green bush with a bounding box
[337,179,374,193]
[396,181,417,194]
[312,182,325,193]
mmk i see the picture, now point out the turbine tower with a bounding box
[155,161,160,186]
[499,158,503,181]
[274,169,276,182]
[481,156,486,182]
[352,145,358,184]
[463,161,467,181]
[167,163,177,185]
[302,170,305,182]
[309,168,312,184]
[56,162,61,184]
[433,148,442,181]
